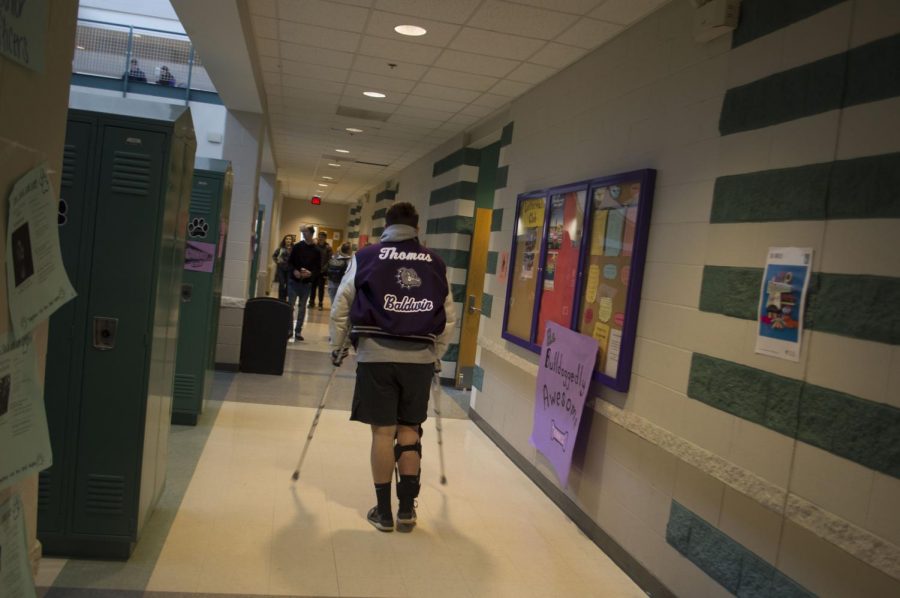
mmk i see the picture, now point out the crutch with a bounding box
[291,339,349,481]
[431,373,448,485]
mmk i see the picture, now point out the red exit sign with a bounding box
[311,196,322,205]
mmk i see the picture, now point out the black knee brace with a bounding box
[394,441,422,463]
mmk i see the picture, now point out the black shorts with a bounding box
[351,362,434,426]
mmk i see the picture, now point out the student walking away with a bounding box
[309,231,332,310]
[272,235,293,301]
[326,242,352,305]
[287,226,320,341]
[330,202,456,532]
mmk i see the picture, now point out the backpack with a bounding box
[327,255,349,283]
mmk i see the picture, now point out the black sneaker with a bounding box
[318,305,323,311]
[396,507,416,533]
[294,333,304,341]
[367,506,393,532]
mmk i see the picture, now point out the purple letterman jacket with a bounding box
[330,224,457,364]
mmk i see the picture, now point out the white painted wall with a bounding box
[78,0,184,32]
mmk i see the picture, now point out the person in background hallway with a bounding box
[273,235,293,302]
[286,226,320,341]
[330,202,456,532]
[157,65,176,86]
[309,231,332,310]
[326,242,352,304]
[127,58,147,82]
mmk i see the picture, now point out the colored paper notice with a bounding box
[0,494,37,598]
[530,321,598,487]
[6,164,77,340]
[598,297,613,323]
[605,329,623,377]
[592,321,610,349]
[0,333,51,492]
[622,206,637,256]
[590,209,608,256]
[520,198,545,228]
[602,264,617,280]
[604,208,625,256]
[755,247,813,362]
[586,265,600,304]
[185,241,216,273]
[543,251,558,290]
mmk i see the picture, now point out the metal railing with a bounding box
[73,18,218,101]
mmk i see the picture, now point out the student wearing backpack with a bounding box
[326,242,352,304]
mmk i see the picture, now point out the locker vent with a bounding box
[111,151,151,196]
[85,474,125,514]
[173,374,196,402]
[191,189,214,215]
[38,470,52,511]
[62,145,77,187]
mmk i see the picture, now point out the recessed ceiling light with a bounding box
[327,163,341,167]
[363,91,386,98]
[346,127,364,133]
[77,45,85,50]
[322,176,334,180]
[318,183,328,187]
[394,25,427,37]
[335,149,350,153]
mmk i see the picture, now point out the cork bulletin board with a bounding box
[501,170,656,392]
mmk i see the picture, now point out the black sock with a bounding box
[397,475,419,512]
[375,482,391,516]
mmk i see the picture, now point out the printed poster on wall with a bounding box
[530,321,598,487]
[0,333,51,492]
[0,493,37,598]
[755,247,813,362]
[0,0,46,73]
[5,164,76,340]
[184,241,216,273]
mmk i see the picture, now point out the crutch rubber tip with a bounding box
[440,476,447,485]
[291,470,299,481]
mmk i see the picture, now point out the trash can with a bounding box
[239,297,292,375]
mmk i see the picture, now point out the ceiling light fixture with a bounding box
[327,163,341,167]
[335,149,350,153]
[394,25,427,37]
[345,127,364,133]
[363,91,386,98]
[318,183,328,187]
[322,176,334,180]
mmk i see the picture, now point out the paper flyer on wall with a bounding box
[0,493,37,598]
[0,333,52,492]
[6,164,76,339]
[755,247,813,362]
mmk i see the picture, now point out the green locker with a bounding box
[172,158,232,425]
[39,91,195,558]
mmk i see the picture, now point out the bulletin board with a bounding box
[503,192,546,343]
[501,170,656,392]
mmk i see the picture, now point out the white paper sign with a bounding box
[0,493,37,598]
[0,333,51,492]
[755,247,813,362]
[6,163,76,339]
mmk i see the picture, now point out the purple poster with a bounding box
[185,241,216,273]
[530,321,598,487]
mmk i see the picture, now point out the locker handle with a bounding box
[92,317,119,351]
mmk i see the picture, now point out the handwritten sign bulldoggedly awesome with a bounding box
[530,321,598,487]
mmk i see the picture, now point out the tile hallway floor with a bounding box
[36,309,644,597]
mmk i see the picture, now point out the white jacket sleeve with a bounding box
[434,272,457,362]
[329,256,357,351]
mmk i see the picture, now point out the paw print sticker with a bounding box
[58,199,68,226]
[188,217,209,238]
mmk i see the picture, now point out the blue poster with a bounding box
[756,247,813,362]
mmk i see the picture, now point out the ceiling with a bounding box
[247,0,671,203]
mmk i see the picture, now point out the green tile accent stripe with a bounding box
[430,180,478,205]
[486,251,498,275]
[501,121,514,147]
[495,165,509,189]
[373,208,387,221]
[481,293,493,318]
[375,189,396,201]
[348,231,359,239]
[442,343,459,362]
[699,267,900,345]
[426,215,474,236]
[372,226,384,237]
[432,147,481,177]
[721,34,900,136]
[731,0,844,48]
[711,153,900,223]
[433,248,470,269]
[688,353,900,479]
[667,501,815,597]
[473,365,485,391]
[451,283,466,304]
[491,209,504,231]
[688,353,802,437]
